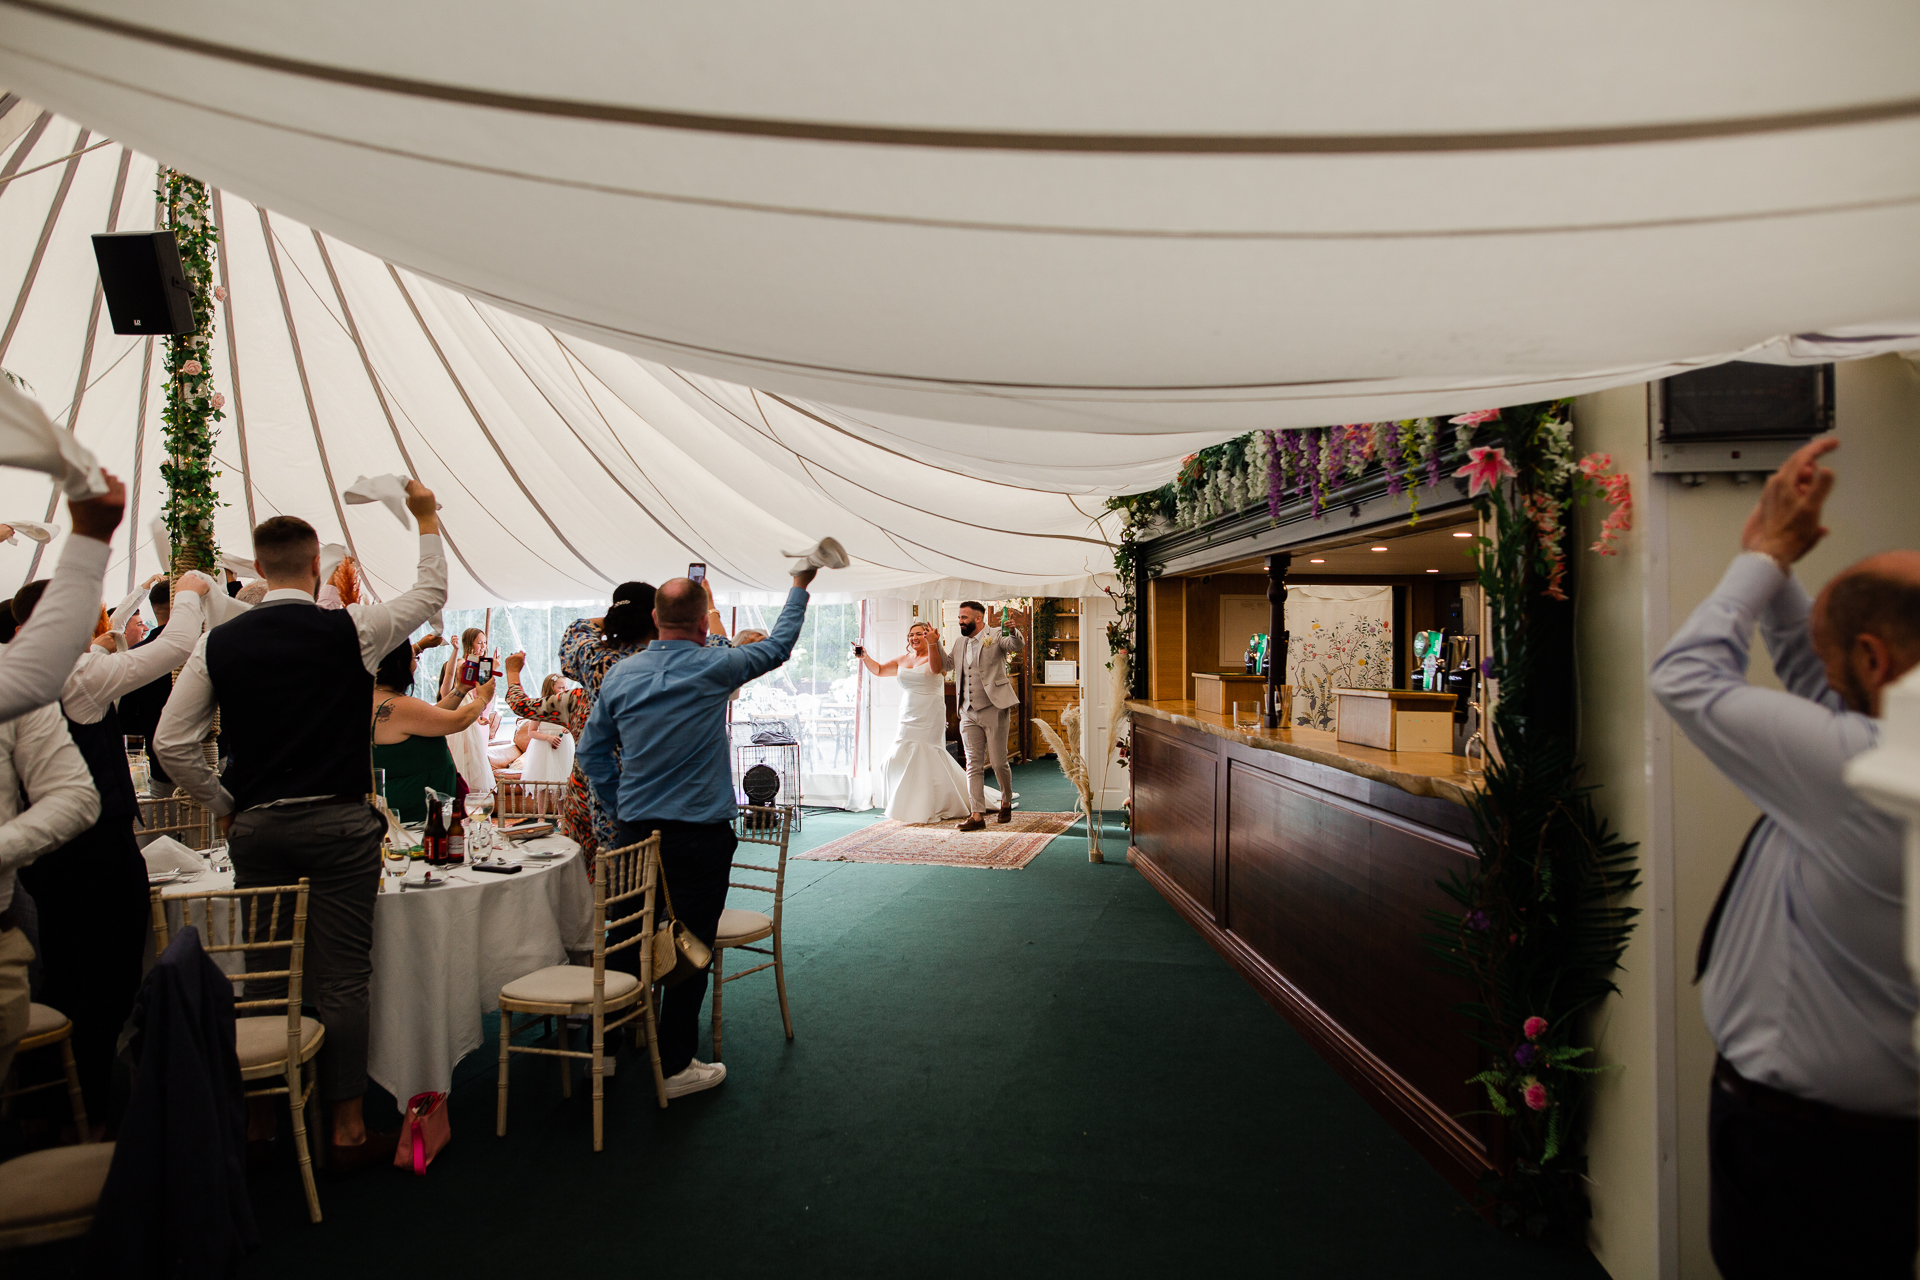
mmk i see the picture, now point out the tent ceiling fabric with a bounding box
[0,121,1123,608]
[1,3,1917,432]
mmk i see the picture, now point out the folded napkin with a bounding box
[151,517,170,572]
[143,835,202,876]
[318,542,347,587]
[0,378,106,499]
[344,474,412,530]
[0,520,54,546]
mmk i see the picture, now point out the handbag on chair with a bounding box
[651,861,711,988]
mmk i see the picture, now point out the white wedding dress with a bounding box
[882,664,998,824]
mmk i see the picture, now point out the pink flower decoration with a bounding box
[1523,1016,1547,1040]
[212,286,227,302]
[1454,446,1517,496]
[179,359,202,376]
[1448,408,1502,427]
[1523,1080,1549,1111]
[210,392,226,410]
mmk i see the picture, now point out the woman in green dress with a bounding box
[371,641,497,822]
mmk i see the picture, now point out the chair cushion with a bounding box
[234,1015,324,1069]
[716,908,772,945]
[500,965,638,1007]
[0,1142,115,1228]
[25,1003,69,1038]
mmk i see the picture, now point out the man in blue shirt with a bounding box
[1652,437,1920,1277]
[578,565,818,1097]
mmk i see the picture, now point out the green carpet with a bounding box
[29,761,1607,1278]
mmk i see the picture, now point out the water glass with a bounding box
[1232,701,1262,731]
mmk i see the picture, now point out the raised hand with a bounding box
[505,650,527,680]
[403,478,441,535]
[68,471,127,542]
[1743,437,1837,568]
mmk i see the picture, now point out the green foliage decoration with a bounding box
[159,169,225,574]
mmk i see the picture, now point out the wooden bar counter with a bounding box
[1125,699,1494,1194]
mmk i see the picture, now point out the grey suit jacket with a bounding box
[947,627,1024,712]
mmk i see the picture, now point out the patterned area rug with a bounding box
[795,811,1080,871]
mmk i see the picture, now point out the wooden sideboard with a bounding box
[1127,701,1495,1195]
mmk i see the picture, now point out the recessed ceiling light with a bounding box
[1451,532,1472,538]
[1309,558,1325,563]
[1370,546,1389,552]
[1426,569,1439,574]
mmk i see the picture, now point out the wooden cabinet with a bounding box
[1030,683,1078,753]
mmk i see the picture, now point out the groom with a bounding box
[947,601,1024,831]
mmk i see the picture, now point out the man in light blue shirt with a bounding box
[1651,437,1920,1278]
[577,565,818,1097]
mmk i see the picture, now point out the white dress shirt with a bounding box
[154,535,447,817]
[60,589,205,725]
[0,534,112,726]
[0,703,102,911]
[1651,552,1916,1116]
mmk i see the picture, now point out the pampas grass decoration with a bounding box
[1034,702,1100,862]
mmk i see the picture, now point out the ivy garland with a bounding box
[159,169,226,574]
[1106,403,1640,1242]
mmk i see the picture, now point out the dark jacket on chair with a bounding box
[93,924,257,1276]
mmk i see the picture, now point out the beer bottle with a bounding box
[448,790,468,864]
[423,793,447,864]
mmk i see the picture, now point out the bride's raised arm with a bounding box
[858,648,903,678]
[924,639,945,675]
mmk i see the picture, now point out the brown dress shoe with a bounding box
[327,1127,400,1177]
[957,816,986,832]
[996,802,1014,824]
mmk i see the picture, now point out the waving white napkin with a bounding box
[0,378,106,499]
[184,570,251,629]
[344,474,412,530]
[780,535,850,574]
[219,551,257,580]
[150,517,170,573]
[0,520,54,546]
[142,835,202,876]
[318,542,347,586]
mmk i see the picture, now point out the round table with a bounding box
[162,835,593,1102]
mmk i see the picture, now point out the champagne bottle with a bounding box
[423,794,447,864]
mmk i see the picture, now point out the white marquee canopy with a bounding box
[1,1,1917,433]
[0,118,1141,607]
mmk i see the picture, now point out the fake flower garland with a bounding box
[1429,401,1640,1241]
[158,168,225,574]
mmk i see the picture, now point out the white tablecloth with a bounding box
[163,835,592,1102]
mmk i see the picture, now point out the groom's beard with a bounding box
[959,622,977,636]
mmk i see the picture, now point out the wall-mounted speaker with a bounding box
[90,231,197,335]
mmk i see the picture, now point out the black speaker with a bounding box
[90,231,197,335]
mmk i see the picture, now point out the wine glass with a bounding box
[467,791,495,863]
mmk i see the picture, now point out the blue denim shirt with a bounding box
[577,588,809,826]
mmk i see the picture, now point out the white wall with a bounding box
[1574,354,1920,1279]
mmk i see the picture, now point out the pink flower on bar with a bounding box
[1523,1080,1549,1111]
[1448,408,1502,427]
[1454,446,1517,496]
[179,358,202,376]
[1523,1016,1547,1040]
[210,392,226,410]
[1578,452,1614,477]
[212,286,227,302]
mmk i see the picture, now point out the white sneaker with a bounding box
[663,1058,727,1098]
[781,536,850,574]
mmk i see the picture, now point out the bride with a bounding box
[861,622,999,824]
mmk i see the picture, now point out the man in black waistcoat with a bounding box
[156,483,445,1171]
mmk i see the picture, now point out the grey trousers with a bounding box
[230,799,383,1102]
[0,925,32,1087]
[959,702,1012,813]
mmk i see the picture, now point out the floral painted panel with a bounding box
[1285,585,1393,730]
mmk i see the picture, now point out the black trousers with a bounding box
[229,800,384,1103]
[17,820,149,1119]
[614,817,735,1077]
[1710,1066,1919,1279]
